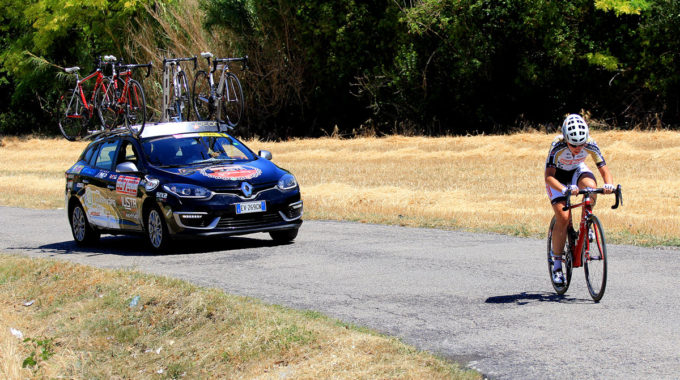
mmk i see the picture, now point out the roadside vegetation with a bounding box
[1,130,678,247]
[0,254,479,379]
[2,0,680,137]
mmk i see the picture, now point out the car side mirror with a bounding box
[258,150,272,160]
[116,162,139,173]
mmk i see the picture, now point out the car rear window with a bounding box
[94,140,120,171]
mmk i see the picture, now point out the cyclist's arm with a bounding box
[598,164,614,193]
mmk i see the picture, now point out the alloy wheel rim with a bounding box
[149,210,163,248]
[73,207,86,241]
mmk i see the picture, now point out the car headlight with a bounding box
[163,183,212,198]
[277,173,298,191]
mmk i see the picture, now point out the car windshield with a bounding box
[142,133,256,167]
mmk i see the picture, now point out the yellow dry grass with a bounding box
[0,254,477,379]
[1,130,679,245]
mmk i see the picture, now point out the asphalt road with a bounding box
[1,206,678,379]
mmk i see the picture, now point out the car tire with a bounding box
[269,229,298,243]
[69,202,100,245]
[145,205,171,252]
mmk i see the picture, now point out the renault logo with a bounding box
[241,182,253,197]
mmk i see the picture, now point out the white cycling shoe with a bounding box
[552,269,565,285]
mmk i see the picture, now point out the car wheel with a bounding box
[70,202,100,245]
[269,229,298,243]
[145,206,171,251]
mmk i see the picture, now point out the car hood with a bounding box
[151,158,285,189]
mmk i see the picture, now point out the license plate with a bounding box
[235,201,266,214]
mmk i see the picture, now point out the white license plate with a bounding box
[235,201,266,214]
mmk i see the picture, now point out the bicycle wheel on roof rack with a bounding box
[95,77,119,130]
[124,79,146,138]
[219,72,244,127]
[57,89,89,141]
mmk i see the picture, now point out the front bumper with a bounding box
[160,190,303,237]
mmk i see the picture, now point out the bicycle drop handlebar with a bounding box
[116,61,153,78]
[163,56,197,70]
[562,185,623,211]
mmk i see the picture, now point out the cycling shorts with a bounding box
[546,163,595,205]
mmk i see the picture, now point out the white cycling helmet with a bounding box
[562,114,589,146]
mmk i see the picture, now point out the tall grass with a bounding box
[0,130,678,246]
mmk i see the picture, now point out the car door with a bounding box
[112,139,144,231]
[82,138,121,229]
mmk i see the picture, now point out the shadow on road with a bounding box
[17,235,291,257]
[485,292,591,305]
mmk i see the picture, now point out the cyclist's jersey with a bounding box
[545,135,606,172]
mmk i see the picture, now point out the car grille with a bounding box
[212,182,278,196]
[216,212,283,229]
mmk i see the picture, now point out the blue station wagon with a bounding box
[65,121,303,251]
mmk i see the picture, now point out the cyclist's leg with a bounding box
[547,184,569,271]
[574,163,598,204]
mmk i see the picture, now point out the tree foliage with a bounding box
[1,0,679,136]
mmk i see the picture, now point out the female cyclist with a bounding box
[545,114,615,284]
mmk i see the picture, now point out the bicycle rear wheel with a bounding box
[193,70,212,121]
[220,72,244,127]
[584,215,607,302]
[57,89,89,141]
[547,216,573,295]
[124,79,146,137]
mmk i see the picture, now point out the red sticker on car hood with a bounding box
[200,165,261,181]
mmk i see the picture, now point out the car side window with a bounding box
[82,144,98,164]
[94,140,120,171]
[117,141,140,166]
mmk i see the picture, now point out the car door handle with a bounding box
[82,179,90,184]
[107,185,115,190]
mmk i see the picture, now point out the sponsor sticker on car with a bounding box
[200,165,261,181]
[116,176,140,196]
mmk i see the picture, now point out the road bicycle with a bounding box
[161,56,196,122]
[56,55,117,141]
[97,60,153,138]
[192,52,247,126]
[547,185,623,302]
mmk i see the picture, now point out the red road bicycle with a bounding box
[98,60,153,138]
[56,56,116,141]
[546,185,623,302]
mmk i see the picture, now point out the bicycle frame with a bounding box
[563,186,622,267]
[161,56,196,122]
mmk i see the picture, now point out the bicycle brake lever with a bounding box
[611,184,622,209]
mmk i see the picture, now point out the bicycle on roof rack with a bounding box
[97,59,153,138]
[56,55,117,141]
[192,52,247,127]
[160,56,197,122]
[547,185,623,302]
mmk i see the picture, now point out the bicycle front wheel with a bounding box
[193,70,212,121]
[547,216,573,295]
[219,72,244,127]
[584,215,607,302]
[57,89,88,141]
[125,79,146,137]
[176,71,191,121]
[96,77,119,130]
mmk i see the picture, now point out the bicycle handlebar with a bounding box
[163,56,198,70]
[212,56,249,72]
[562,185,623,211]
[117,61,153,78]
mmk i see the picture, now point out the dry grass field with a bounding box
[1,130,679,245]
[1,255,478,379]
